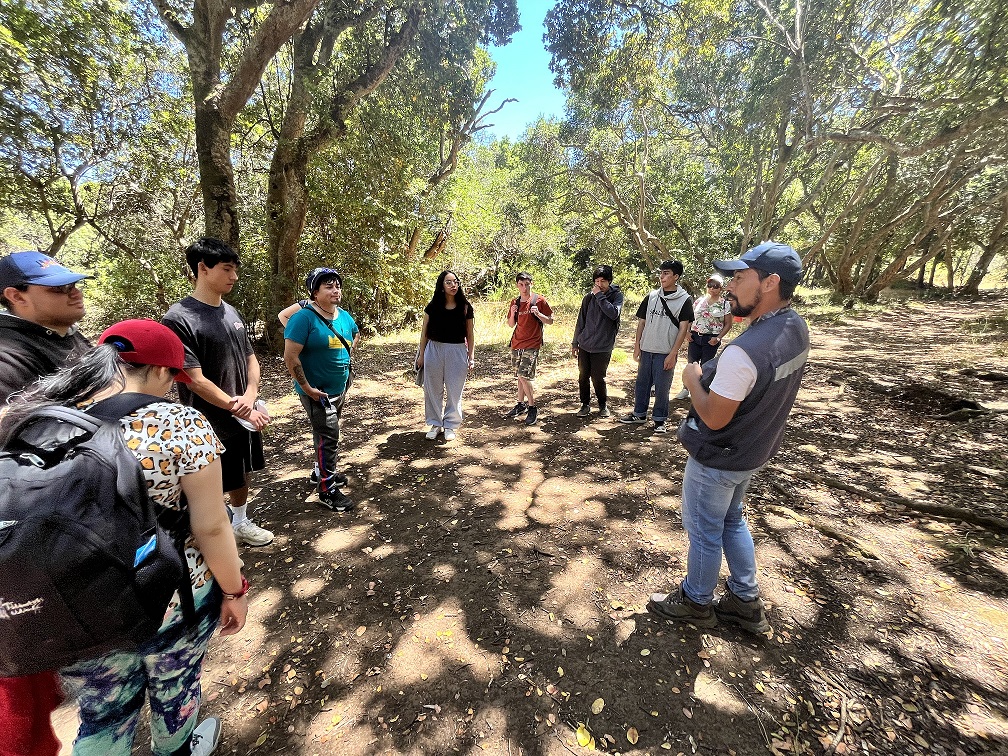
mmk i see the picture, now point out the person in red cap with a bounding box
[2,319,249,756]
[0,251,93,756]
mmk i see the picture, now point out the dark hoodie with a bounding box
[572,284,624,353]
[0,312,91,402]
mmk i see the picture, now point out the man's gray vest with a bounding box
[677,308,809,471]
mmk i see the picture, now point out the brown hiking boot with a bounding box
[714,581,770,634]
[646,583,717,628]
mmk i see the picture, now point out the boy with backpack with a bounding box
[504,272,553,426]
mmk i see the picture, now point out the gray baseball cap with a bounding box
[715,242,803,286]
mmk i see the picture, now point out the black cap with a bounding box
[305,267,342,294]
[592,265,613,282]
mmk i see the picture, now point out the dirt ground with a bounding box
[56,293,1008,756]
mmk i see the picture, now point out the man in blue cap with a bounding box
[0,251,92,402]
[647,241,809,634]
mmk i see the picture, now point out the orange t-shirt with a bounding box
[510,295,552,350]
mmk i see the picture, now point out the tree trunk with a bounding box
[960,195,1008,296]
[194,105,240,249]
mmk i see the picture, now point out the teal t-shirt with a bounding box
[284,306,359,396]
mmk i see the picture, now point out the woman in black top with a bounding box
[416,270,475,441]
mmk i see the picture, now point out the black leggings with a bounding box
[578,350,613,407]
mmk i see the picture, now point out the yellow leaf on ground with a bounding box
[576,723,595,749]
[627,727,639,744]
[591,698,605,714]
[254,733,267,747]
[356,626,366,636]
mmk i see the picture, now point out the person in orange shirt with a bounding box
[503,272,553,426]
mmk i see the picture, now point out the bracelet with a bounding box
[221,574,250,600]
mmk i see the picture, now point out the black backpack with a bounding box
[0,393,196,677]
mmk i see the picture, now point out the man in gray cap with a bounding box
[0,251,91,402]
[647,241,809,634]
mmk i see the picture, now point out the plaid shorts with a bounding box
[511,348,540,380]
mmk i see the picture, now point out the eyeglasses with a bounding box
[42,282,85,295]
[707,282,722,289]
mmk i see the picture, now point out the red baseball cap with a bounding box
[99,319,192,383]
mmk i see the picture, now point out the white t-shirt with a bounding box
[708,345,758,401]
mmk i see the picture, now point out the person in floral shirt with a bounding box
[676,273,733,399]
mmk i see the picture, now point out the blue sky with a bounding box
[486,0,567,141]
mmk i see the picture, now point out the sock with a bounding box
[231,504,248,525]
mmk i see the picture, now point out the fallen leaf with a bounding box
[576,723,595,749]
[558,666,565,677]
[254,733,267,747]
[591,698,605,714]
[640,648,651,656]
[627,726,639,744]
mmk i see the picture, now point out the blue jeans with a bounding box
[680,456,759,605]
[633,351,674,421]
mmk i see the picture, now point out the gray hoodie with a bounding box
[572,285,624,353]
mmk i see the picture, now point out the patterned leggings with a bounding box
[60,589,220,756]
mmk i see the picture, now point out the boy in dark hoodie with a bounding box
[571,265,623,417]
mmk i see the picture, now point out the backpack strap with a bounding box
[86,393,198,627]
[656,292,681,328]
[306,307,354,363]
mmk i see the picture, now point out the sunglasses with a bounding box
[42,282,86,295]
[707,282,722,289]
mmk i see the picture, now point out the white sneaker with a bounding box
[190,718,222,756]
[443,428,456,441]
[233,519,274,546]
[425,427,440,440]
[674,388,689,400]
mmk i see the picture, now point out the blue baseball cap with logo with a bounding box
[715,241,803,286]
[0,251,90,289]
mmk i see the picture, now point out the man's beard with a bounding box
[728,289,760,318]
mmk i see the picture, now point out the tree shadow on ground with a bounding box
[188,296,1008,756]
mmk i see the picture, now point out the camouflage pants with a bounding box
[60,588,221,756]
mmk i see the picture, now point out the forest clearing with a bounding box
[51,292,1008,756]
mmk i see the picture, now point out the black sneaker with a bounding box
[619,413,647,424]
[646,583,717,628]
[504,402,528,418]
[653,421,668,433]
[576,404,591,417]
[714,581,770,634]
[525,405,539,425]
[319,491,356,512]
[309,469,319,485]
[598,405,611,418]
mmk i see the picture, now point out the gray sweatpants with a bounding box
[423,340,469,430]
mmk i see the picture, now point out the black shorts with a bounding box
[218,429,265,493]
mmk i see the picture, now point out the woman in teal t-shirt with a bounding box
[283,268,359,512]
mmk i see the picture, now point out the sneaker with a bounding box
[619,413,647,424]
[576,404,591,417]
[714,582,771,634]
[646,583,717,628]
[426,426,440,440]
[233,519,274,546]
[309,468,319,485]
[319,491,356,513]
[444,428,457,441]
[189,717,222,756]
[598,406,611,418]
[674,388,690,400]
[654,421,668,433]
[504,402,528,418]
[525,405,539,426]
